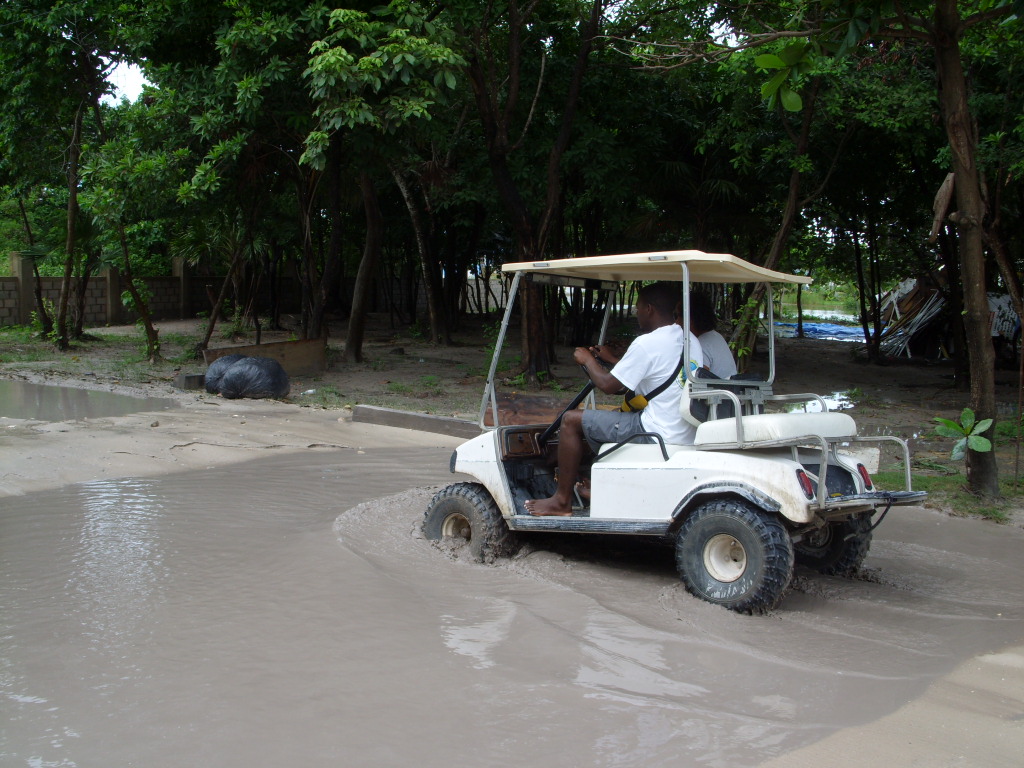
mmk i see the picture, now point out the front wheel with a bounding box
[794,514,873,576]
[423,483,519,562]
[675,499,794,614]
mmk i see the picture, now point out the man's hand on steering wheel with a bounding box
[574,346,626,395]
[587,345,620,366]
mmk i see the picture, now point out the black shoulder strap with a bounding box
[642,343,686,402]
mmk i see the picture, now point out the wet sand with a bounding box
[2,385,1023,767]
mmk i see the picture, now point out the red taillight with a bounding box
[796,469,815,499]
[857,463,874,490]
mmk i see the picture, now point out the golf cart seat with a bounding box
[694,411,857,447]
[679,368,772,427]
[679,369,857,447]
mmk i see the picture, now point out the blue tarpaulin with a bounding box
[774,322,863,342]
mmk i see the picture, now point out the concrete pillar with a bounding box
[103,266,123,325]
[10,252,35,325]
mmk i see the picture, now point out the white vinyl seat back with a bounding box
[678,375,705,429]
[694,412,857,446]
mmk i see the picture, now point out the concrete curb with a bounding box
[351,405,482,438]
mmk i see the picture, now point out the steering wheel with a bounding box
[537,357,607,446]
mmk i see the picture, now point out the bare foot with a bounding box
[524,497,573,516]
[575,479,591,502]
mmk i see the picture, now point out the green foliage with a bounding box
[994,417,1024,442]
[934,408,994,461]
[754,43,813,112]
[300,2,464,169]
[875,469,1020,523]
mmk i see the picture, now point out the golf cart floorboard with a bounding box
[507,515,672,535]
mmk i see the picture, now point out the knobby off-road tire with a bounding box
[794,514,873,576]
[675,499,794,614]
[423,483,519,563]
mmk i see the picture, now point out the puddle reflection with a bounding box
[0,380,174,422]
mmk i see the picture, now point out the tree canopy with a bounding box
[2,0,1023,490]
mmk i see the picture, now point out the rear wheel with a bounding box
[794,514,873,576]
[423,483,519,562]
[675,499,794,614]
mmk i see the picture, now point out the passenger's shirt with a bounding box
[699,329,738,379]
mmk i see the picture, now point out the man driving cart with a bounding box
[525,282,703,516]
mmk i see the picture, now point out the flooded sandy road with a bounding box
[3,444,1024,767]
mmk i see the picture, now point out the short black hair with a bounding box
[689,291,717,333]
[638,281,679,317]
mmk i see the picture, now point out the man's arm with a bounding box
[573,347,626,395]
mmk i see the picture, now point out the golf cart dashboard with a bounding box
[500,426,547,458]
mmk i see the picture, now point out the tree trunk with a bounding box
[117,226,161,362]
[391,166,445,344]
[937,227,969,388]
[294,175,318,339]
[345,172,384,362]
[852,228,877,360]
[54,106,84,351]
[17,199,53,336]
[71,259,91,340]
[462,0,603,382]
[730,80,821,365]
[933,0,999,496]
[197,247,245,354]
[309,137,344,340]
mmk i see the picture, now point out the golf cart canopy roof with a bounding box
[501,250,812,285]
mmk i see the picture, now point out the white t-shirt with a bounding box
[699,329,738,379]
[611,324,703,445]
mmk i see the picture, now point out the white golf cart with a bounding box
[424,251,925,613]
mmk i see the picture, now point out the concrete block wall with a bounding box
[0,269,310,329]
[2,253,419,328]
[0,277,18,326]
[118,277,180,323]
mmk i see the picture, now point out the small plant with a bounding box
[220,309,250,340]
[408,321,426,341]
[911,456,957,475]
[295,384,346,408]
[419,374,443,393]
[29,297,56,336]
[504,371,528,388]
[994,416,1024,442]
[934,408,993,461]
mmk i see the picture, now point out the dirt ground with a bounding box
[2,317,1024,766]
[5,315,1024,521]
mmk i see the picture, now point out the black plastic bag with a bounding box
[206,355,291,399]
[204,354,247,394]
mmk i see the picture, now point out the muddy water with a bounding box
[2,448,1023,767]
[0,380,176,422]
